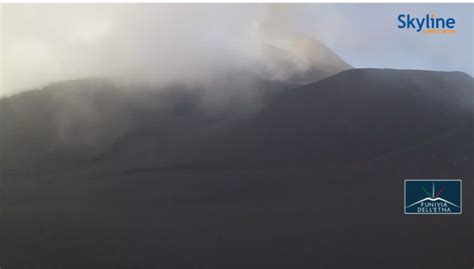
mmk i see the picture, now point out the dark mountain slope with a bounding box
[2,69,471,173]
[0,69,473,269]
[0,78,288,172]
[177,69,473,168]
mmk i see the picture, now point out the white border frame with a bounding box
[404,179,462,215]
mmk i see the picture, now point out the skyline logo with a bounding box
[404,179,462,215]
[397,14,456,34]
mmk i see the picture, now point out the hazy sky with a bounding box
[1,4,473,96]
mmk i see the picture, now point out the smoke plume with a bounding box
[1,4,349,96]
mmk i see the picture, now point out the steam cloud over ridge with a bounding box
[1,4,350,96]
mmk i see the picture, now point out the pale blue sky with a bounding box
[294,4,473,75]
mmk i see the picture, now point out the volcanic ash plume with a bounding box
[1,4,351,96]
[250,5,351,83]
